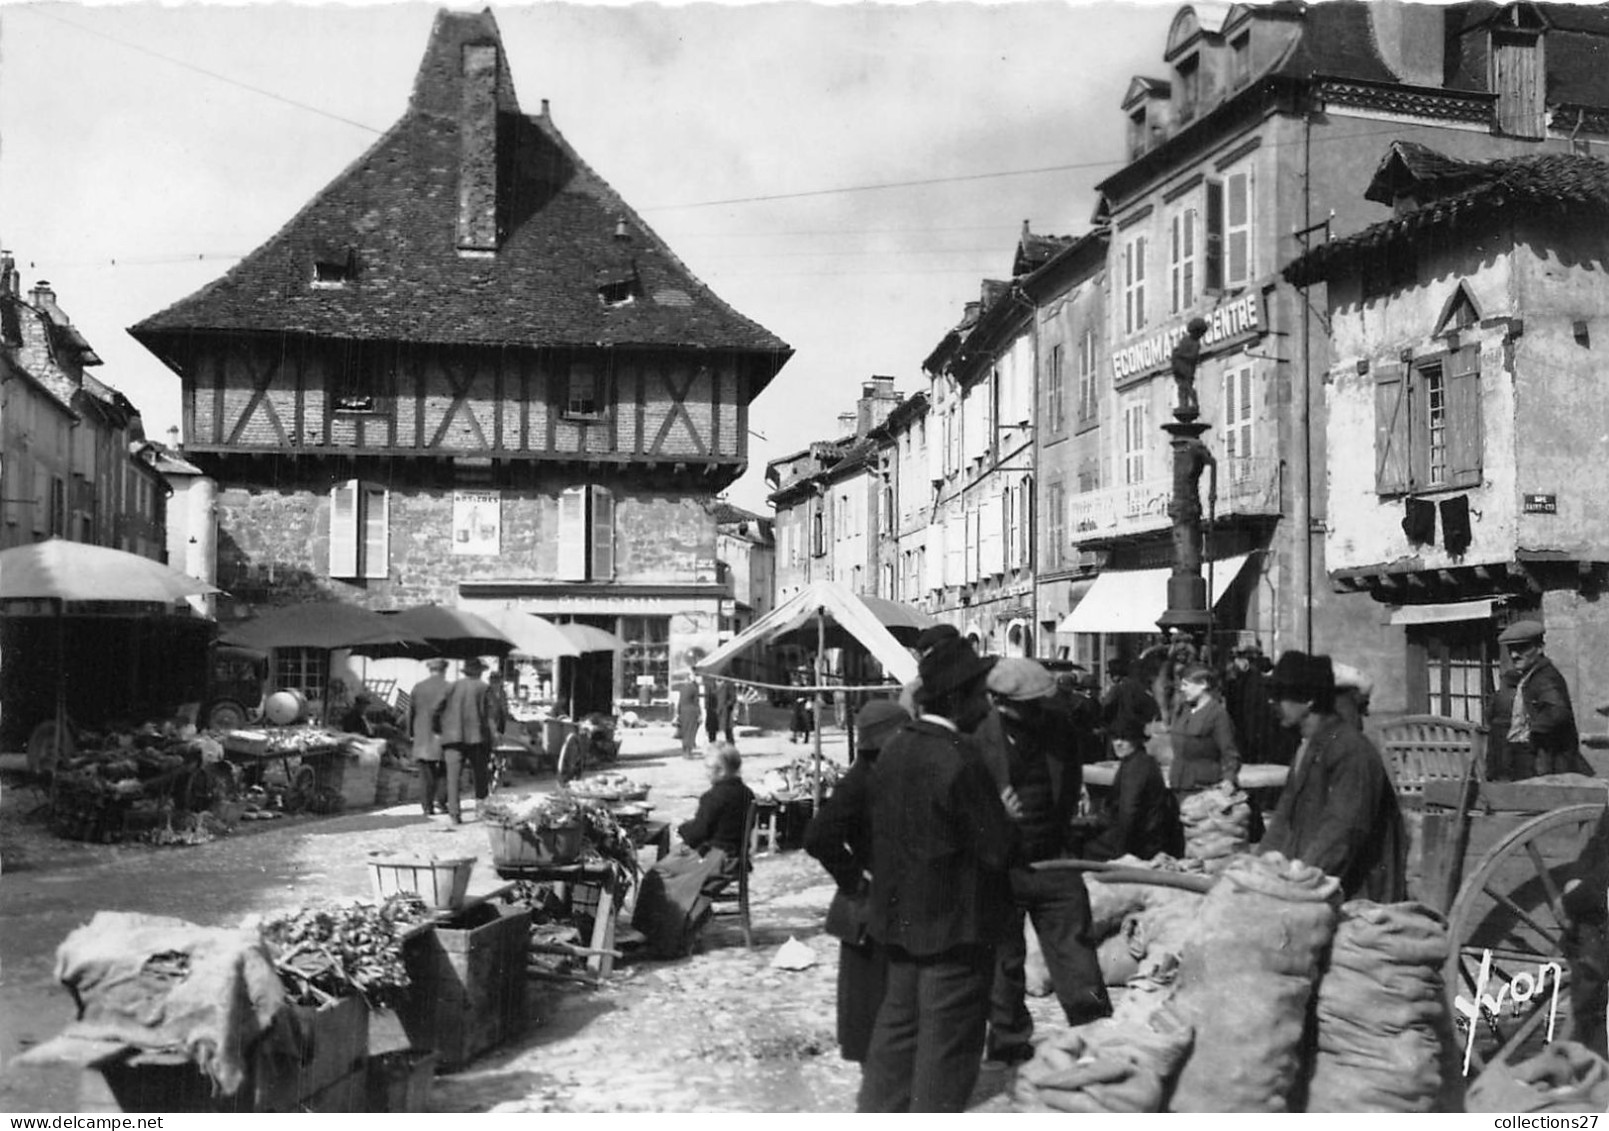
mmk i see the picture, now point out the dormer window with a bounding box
[312,248,356,289]
[595,262,639,307]
[1232,32,1251,88]
[1177,54,1201,124]
[1128,106,1148,160]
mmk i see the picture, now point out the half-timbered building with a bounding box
[131,9,791,703]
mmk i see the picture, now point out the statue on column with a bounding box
[1170,316,1210,419]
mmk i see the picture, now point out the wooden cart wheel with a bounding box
[1444,802,1604,1075]
[283,764,318,813]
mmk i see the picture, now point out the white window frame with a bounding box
[1077,329,1097,425]
[1222,364,1255,481]
[1122,400,1148,485]
[1123,234,1148,335]
[329,479,390,580]
[557,484,616,581]
[1170,206,1198,314]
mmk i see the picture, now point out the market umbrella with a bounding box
[219,602,429,657]
[0,538,221,772]
[0,538,221,603]
[458,606,581,660]
[558,623,627,653]
[387,604,516,660]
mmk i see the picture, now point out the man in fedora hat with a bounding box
[978,658,1110,1067]
[433,657,498,824]
[1497,619,1590,779]
[1260,651,1404,902]
[859,634,1016,1112]
[408,657,452,817]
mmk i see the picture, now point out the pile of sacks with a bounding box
[1167,852,1340,1112]
[1307,901,1462,1112]
[1012,1005,1194,1112]
[1178,784,1252,873]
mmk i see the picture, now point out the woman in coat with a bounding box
[1167,664,1241,794]
[1084,725,1184,862]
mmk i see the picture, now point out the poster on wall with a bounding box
[452,490,501,555]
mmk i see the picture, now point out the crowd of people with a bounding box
[796,618,1609,1112]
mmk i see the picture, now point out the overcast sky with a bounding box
[0,0,1176,512]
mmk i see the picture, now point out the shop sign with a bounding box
[1110,292,1264,382]
[451,490,501,555]
[1522,493,1557,514]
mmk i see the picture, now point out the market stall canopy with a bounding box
[0,538,220,604]
[559,623,627,653]
[219,601,429,656]
[387,604,515,659]
[457,605,581,659]
[1056,555,1252,635]
[696,580,932,686]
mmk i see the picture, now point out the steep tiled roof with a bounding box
[131,10,790,382]
[1269,1,1398,85]
[1012,227,1075,278]
[1283,146,1609,286]
[1363,141,1491,205]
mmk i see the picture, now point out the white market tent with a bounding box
[695,579,927,687]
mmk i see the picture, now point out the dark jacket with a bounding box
[434,677,495,748]
[1084,751,1184,862]
[1102,675,1160,738]
[1261,715,1406,902]
[975,700,1082,863]
[805,754,875,893]
[1224,663,1298,766]
[678,776,754,855]
[867,719,1017,956]
[1517,656,1590,776]
[1168,697,1240,792]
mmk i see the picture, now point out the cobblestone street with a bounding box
[0,719,1054,1112]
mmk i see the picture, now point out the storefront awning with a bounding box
[1389,598,1498,626]
[1055,555,1252,635]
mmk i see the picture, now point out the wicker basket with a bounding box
[368,853,476,910]
[486,821,584,866]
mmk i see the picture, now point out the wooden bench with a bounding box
[1380,715,1484,807]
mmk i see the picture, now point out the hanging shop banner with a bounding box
[452,490,501,556]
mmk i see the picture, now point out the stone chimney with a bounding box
[0,251,15,298]
[857,375,903,435]
[457,43,501,254]
[30,280,63,321]
[837,411,858,438]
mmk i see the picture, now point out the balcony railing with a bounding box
[1067,456,1281,542]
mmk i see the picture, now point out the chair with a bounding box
[1379,714,1484,807]
[751,800,782,855]
[708,802,758,948]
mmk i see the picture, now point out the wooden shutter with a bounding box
[945,515,964,587]
[926,522,945,591]
[982,494,1004,576]
[1446,345,1483,487]
[361,485,389,579]
[329,479,359,578]
[1373,364,1411,495]
[557,485,586,579]
[1205,179,1224,292]
[590,485,615,579]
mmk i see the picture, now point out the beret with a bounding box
[856,700,910,751]
[986,657,1056,701]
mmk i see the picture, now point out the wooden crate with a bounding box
[253,996,370,1112]
[394,903,531,1072]
[374,762,420,808]
[317,739,384,811]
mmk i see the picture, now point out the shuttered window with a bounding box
[329,479,389,580]
[1206,172,1253,290]
[1170,206,1197,313]
[1045,479,1065,571]
[557,484,617,580]
[1373,347,1482,495]
[1124,235,1148,334]
[1222,364,1255,481]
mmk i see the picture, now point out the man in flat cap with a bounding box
[1498,619,1590,779]
[977,658,1110,1067]
[859,635,1016,1113]
[1259,651,1405,901]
